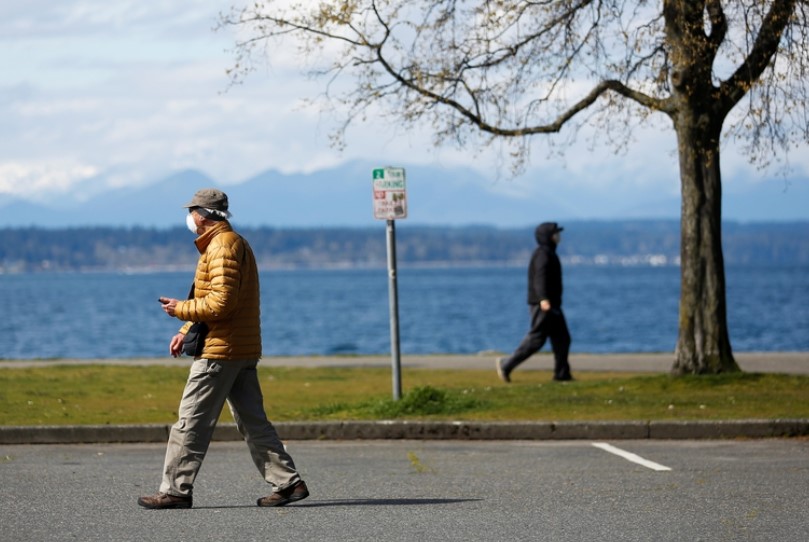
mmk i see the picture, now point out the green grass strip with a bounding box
[1,365,807,426]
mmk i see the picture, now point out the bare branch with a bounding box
[219,0,807,171]
[720,0,798,113]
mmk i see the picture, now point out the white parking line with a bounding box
[591,442,672,471]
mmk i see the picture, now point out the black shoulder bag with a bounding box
[182,283,208,357]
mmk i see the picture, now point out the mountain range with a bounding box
[0,160,806,228]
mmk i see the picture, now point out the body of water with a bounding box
[1,265,807,360]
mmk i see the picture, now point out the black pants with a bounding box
[503,304,572,380]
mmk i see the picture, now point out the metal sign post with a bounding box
[372,167,407,401]
[385,219,402,401]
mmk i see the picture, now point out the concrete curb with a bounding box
[2,419,808,445]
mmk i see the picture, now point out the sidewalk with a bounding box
[3,351,809,373]
[2,352,808,444]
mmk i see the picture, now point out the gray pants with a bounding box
[159,358,301,498]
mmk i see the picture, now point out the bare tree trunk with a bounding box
[672,113,740,374]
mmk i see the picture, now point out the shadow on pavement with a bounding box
[192,497,482,510]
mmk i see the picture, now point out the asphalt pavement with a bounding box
[1,352,808,444]
[2,439,808,541]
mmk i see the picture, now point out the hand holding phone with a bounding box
[158,297,178,316]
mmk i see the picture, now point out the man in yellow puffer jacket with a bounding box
[138,188,309,510]
[174,217,261,361]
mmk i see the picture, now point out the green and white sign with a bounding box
[372,167,407,220]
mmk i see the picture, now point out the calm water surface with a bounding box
[1,265,806,359]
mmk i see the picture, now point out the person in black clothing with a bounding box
[497,222,572,382]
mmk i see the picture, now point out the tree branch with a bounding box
[720,0,797,113]
[706,0,728,50]
[374,35,670,137]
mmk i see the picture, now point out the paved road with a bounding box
[2,439,807,541]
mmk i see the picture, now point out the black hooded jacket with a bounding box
[527,222,563,307]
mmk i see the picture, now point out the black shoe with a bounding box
[257,480,309,507]
[496,358,511,383]
[137,492,192,509]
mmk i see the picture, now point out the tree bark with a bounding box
[671,110,739,374]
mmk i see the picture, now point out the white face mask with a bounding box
[186,213,198,234]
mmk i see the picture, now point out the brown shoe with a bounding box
[137,492,192,509]
[257,480,309,507]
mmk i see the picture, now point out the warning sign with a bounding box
[372,167,407,220]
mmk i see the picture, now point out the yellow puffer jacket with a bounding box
[175,221,262,360]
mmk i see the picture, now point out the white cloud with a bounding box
[0,161,99,200]
[0,1,805,222]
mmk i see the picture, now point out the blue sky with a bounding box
[1,1,807,224]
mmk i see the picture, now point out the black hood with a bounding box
[535,222,563,246]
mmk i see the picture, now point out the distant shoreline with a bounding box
[0,259,691,275]
[3,221,807,273]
